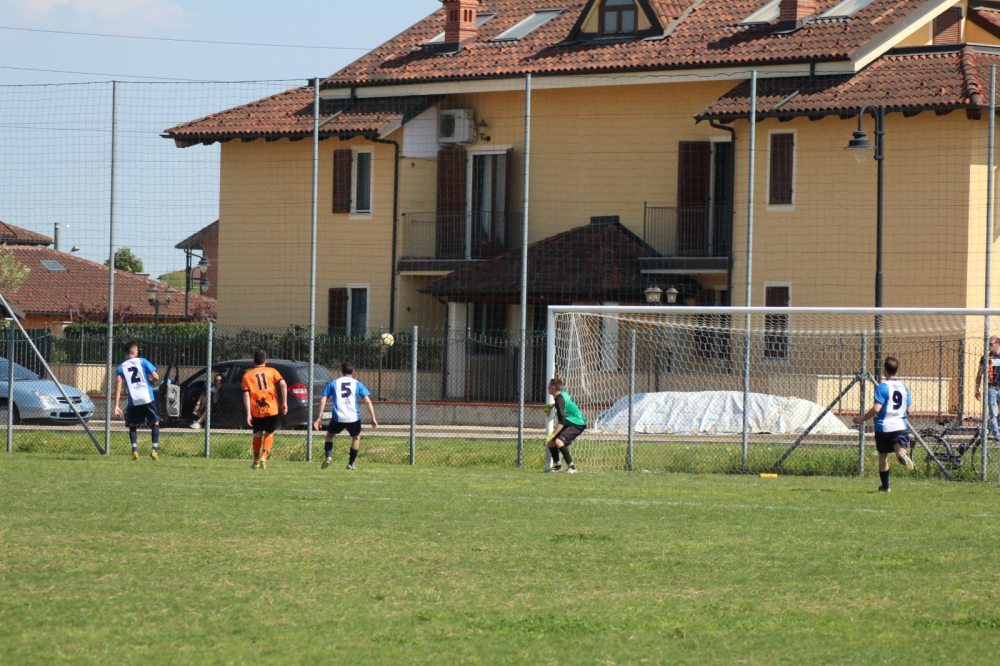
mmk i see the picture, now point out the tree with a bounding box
[0,245,30,293]
[105,247,144,274]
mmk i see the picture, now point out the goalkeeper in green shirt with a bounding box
[545,377,586,474]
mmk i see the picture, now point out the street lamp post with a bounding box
[845,104,886,381]
[147,284,176,334]
[644,285,679,390]
[183,250,209,317]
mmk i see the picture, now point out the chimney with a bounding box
[441,0,480,46]
[779,0,816,23]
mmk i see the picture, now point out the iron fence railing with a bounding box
[401,210,522,260]
[643,204,733,258]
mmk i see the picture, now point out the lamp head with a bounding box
[644,285,663,304]
[846,130,873,163]
[146,283,157,305]
[665,286,680,305]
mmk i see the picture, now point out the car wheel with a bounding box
[11,404,21,425]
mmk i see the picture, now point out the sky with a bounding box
[0,0,439,279]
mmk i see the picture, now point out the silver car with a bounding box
[0,357,95,424]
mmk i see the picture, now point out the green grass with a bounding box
[2,455,1000,664]
[6,428,993,481]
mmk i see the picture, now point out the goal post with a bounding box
[545,305,1000,478]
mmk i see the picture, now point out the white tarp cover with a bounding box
[592,391,853,435]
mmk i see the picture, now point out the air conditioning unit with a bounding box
[439,109,476,144]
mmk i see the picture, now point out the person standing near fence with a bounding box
[852,356,915,492]
[242,350,287,470]
[113,341,161,461]
[974,336,1000,440]
[545,377,585,474]
[313,361,378,470]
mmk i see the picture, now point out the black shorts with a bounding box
[126,403,159,427]
[875,430,909,454]
[326,420,362,437]
[556,424,585,446]
[251,415,281,434]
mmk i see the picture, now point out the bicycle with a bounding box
[917,417,989,471]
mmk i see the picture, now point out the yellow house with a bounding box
[165,0,1000,353]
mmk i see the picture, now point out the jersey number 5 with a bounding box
[340,384,352,399]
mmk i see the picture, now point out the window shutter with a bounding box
[327,288,348,335]
[332,149,352,214]
[436,148,467,259]
[933,8,962,45]
[769,134,794,206]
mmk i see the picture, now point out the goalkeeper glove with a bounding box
[544,404,553,416]
[545,432,556,444]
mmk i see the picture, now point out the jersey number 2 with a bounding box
[128,366,141,385]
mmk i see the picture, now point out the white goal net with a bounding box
[546,306,999,479]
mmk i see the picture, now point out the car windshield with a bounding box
[0,358,42,381]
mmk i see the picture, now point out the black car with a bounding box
[161,359,334,429]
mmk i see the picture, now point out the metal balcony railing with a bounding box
[401,210,521,261]
[643,204,733,258]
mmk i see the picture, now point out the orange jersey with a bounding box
[242,365,284,418]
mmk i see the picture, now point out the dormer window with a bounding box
[600,0,637,37]
[739,0,780,26]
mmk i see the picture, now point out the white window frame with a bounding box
[346,283,370,336]
[351,147,373,218]
[465,145,513,259]
[762,282,792,363]
[766,129,796,211]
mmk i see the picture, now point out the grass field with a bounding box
[2,455,1000,664]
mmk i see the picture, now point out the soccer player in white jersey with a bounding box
[853,355,915,492]
[113,340,161,461]
[314,361,378,470]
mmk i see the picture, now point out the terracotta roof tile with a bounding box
[175,220,218,250]
[696,46,1000,120]
[0,221,52,246]
[324,0,925,86]
[165,92,439,144]
[2,246,216,321]
[423,220,659,298]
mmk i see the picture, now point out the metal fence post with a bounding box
[204,320,213,458]
[627,329,636,471]
[6,321,14,452]
[103,80,119,457]
[410,325,418,465]
[858,333,867,477]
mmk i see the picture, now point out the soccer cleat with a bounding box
[259,457,267,471]
[877,486,891,493]
[566,465,578,474]
[346,462,357,470]
[251,460,260,470]
[544,466,562,473]
[898,451,915,470]
[150,449,159,461]
[131,449,139,461]
[189,421,201,430]
[321,458,331,469]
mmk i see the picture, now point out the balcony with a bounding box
[640,204,732,274]
[398,210,521,272]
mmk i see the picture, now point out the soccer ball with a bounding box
[380,332,395,348]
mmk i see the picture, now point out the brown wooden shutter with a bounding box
[765,286,790,359]
[933,7,962,45]
[436,148,467,259]
[677,141,711,256]
[769,133,794,206]
[327,288,347,335]
[332,149,352,214]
